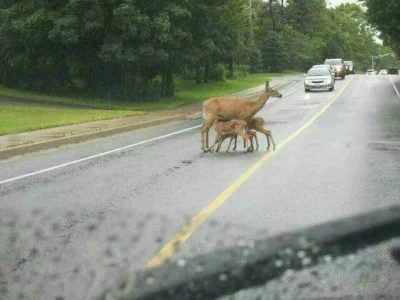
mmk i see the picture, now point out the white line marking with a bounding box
[0,125,201,185]
[0,86,303,185]
[280,86,303,98]
[268,87,302,105]
[389,75,400,98]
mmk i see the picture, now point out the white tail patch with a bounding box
[202,108,207,120]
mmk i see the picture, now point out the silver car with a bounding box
[304,68,335,92]
[311,64,335,82]
[378,69,388,75]
[365,69,376,75]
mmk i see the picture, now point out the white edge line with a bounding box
[0,86,302,185]
[0,125,201,185]
[389,75,400,98]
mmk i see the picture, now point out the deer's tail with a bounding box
[202,107,207,120]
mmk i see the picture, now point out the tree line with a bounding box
[0,0,386,101]
[362,0,400,59]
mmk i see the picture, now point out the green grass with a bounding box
[0,104,142,135]
[0,72,300,111]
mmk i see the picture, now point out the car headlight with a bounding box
[305,80,311,84]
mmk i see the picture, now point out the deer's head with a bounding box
[265,81,282,98]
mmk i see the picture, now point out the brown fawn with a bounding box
[209,118,250,153]
[219,116,275,151]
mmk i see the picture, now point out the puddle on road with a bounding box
[380,107,400,139]
[265,121,288,125]
[368,142,400,152]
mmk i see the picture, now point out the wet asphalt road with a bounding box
[1,75,400,299]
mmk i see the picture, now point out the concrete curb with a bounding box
[0,115,186,160]
[99,206,400,300]
[0,79,296,160]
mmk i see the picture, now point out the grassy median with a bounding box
[0,104,141,135]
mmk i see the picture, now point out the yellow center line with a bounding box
[145,79,353,269]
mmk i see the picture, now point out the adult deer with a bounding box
[201,81,282,152]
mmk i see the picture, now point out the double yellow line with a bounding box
[145,79,353,269]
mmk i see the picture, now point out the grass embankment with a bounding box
[0,105,141,135]
[0,71,300,135]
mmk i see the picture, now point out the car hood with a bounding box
[305,76,332,81]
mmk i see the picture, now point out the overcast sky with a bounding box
[326,0,359,7]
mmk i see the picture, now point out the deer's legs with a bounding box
[268,132,276,150]
[245,134,253,151]
[201,120,214,152]
[246,130,258,151]
[252,131,259,149]
[209,133,222,153]
[217,135,230,152]
[225,135,236,152]
[236,131,249,152]
[256,127,276,151]
[201,123,206,151]
[232,136,238,150]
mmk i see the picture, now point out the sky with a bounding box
[326,0,359,7]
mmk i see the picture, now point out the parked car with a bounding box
[304,68,335,92]
[388,67,399,75]
[365,69,376,75]
[344,61,356,74]
[378,69,388,75]
[324,58,346,79]
[311,64,335,82]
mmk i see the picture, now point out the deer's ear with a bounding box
[265,81,270,89]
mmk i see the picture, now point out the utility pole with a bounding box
[269,0,276,31]
[245,0,254,42]
[249,0,252,34]
[281,0,285,29]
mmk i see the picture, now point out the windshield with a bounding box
[1,0,400,299]
[308,69,330,76]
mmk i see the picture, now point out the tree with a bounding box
[249,46,262,73]
[185,0,249,83]
[261,31,285,72]
[281,24,324,71]
[362,0,400,57]
[101,0,192,97]
[325,3,378,71]
[285,0,327,36]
